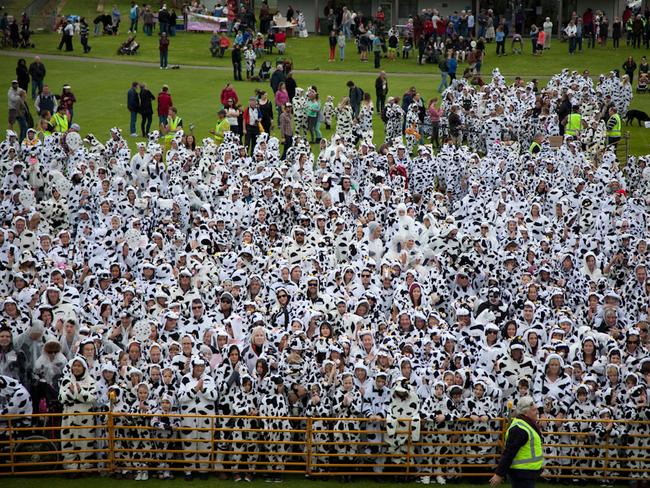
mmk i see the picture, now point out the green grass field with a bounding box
[0,476,604,488]
[2,2,650,155]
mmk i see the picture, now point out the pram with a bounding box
[118,35,139,55]
[259,60,272,80]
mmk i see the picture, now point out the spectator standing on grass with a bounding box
[159,32,169,69]
[274,82,289,123]
[535,28,545,55]
[495,25,505,56]
[529,25,539,54]
[139,82,155,137]
[438,55,448,92]
[285,72,296,100]
[623,55,637,84]
[566,20,577,54]
[128,81,140,137]
[210,109,230,145]
[169,9,177,36]
[375,71,388,113]
[35,84,57,116]
[28,56,46,100]
[337,30,346,61]
[542,17,552,49]
[158,5,169,35]
[372,34,382,69]
[347,80,363,118]
[328,30,337,62]
[60,84,76,122]
[129,2,139,33]
[8,80,21,132]
[612,17,622,48]
[142,5,154,36]
[447,53,457,81]
[270,64,285,94]
[80,17,91,53]
[157,85,173,125]
[279,103,293,159]
[232,44,242,81]
[220,83,239,108]
[16,59,29,93]
[242,96,260,154]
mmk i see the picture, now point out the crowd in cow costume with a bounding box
[0,67,648,483]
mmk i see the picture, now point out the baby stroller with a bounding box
[20,24,34,48]
[259,60,272,80]
[118,35,139,55]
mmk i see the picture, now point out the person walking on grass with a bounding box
[57,19,74,52]
[159,32,169,69]
[495,25,506,56]
[127,81,140,137]
[623,55,637,84]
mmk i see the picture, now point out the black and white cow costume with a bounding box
[0,66,648,482]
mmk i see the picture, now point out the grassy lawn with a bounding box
[0,476,605,488]
[1,9,650,154]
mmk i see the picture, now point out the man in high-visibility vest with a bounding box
[529,133,543,154]
[51,105,69,134]
[563,105,585,138]
[209,109,230,145]
[606,106,622,146]
[162,106,182,149]
[490,396,543,488]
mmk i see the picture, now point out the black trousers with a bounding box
[233,61,242,81]
[374,50,381,68]
[376,95,386,114]
[281,135,292,159]
[141,113,153,136]
[509,470,538,488]
[245,125,259,154]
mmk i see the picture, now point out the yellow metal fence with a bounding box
[0,413,648,479]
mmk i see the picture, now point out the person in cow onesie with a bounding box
[385,376,421,478]
[177,356,217,481]
[58,356,97,473]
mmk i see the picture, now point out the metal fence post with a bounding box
[107,410,115,475]
[305,417,313,476]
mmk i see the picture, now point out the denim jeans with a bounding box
[160,51,168,68]
[130,19,137,32]
[17,116,28,142]
[31,79,43,99]
[130,110,138,134]
[144,24,152,36]
[339,46,345,60]
[438,71,448,92]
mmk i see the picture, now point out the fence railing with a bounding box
[1,413,648,479]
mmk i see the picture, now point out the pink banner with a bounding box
[186,13,227,32]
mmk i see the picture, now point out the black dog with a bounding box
[625,109,650,126]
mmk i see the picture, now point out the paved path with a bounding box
[0,50,557,78]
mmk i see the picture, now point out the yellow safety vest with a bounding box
[213,118,230,144]
[51,113,68,133]
[607,114,621,138]
[529,141,541,154]
[506,417,544,471]
[565,113,581,136]
[165,116,182,140]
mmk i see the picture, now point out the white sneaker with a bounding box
[141,471,148,481]
[436,476,446,485]
[135,472,142,481]
[421,476,431,484]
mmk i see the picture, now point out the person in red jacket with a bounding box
[157,84,173,125]
[220,83,239,107]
